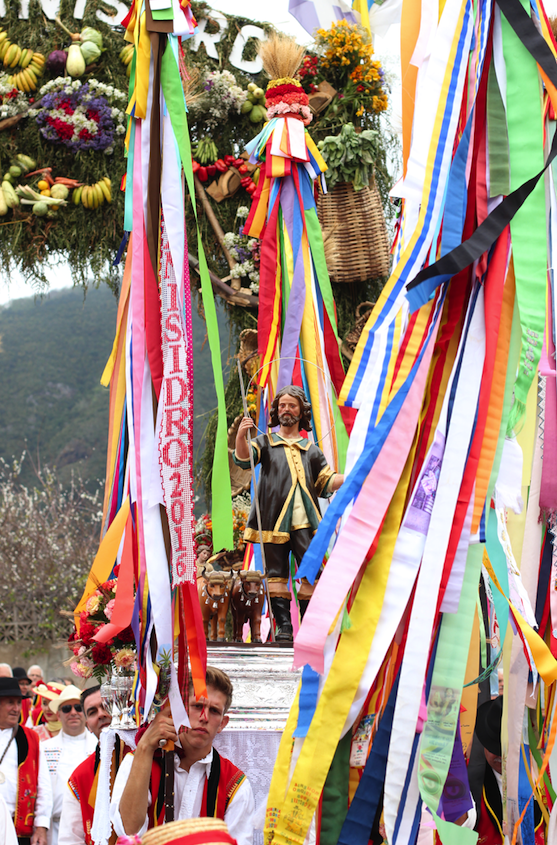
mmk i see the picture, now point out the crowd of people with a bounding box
[0,663,254,845]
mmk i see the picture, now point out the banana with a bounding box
[73,186,83,206]
[102,176,112,186]
[0,188,7,217]
[18,48,27,67]
[95,182,104,206]
[81,186,90,209]
[16,72,29,93]
[3,43,17,67]
[0,32,8,46]
[23,69,37,91]
[0,40,11,61]
[19,48,33,68]
[28,61,43,77]
[97,179,111,203]
[32,52,45,65]
[9,46,21,67]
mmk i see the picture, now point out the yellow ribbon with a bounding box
[483,550,557,685]
[74,497,131,623]
[266,454,415,844]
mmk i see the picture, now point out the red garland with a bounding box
[266,91,309,109]
[265,83,302,98]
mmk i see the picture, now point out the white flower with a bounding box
[116,124,126,134]
[249,281,260,294]
[230,265,245,279]
[249,270,260,283]
[236,206,249,219]
[223,232,237,248]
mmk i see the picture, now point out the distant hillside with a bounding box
[0,285,230,496]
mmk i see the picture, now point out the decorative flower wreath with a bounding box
[265,76,312,126]
[31,77,127,154]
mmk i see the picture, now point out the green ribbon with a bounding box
[418,545,483,845]
[160,39,233,551]
[501,2,547,432]
[486,56,510,198]
[320,730,351,845]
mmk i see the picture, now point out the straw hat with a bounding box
[141,818,237,845]
[35,682,66,701]
[48,684,83,713]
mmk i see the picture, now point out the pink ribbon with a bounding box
[293,314,440,673]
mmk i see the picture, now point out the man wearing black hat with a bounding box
[12,669,33,727]
[473,696,543,844]
[0,677,52,845]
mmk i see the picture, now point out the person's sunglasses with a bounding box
[60,703,83,714]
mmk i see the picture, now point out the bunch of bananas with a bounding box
[119,43,134,77]
[0,30,45,92]
[73,177,112,209]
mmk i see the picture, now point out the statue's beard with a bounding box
[278,412,301,428]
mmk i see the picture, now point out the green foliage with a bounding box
[318,123,379,191]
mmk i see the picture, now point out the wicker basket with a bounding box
[317,179,390,283]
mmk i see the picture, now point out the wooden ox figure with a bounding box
[231,570,266,643]
[198,569,233,641]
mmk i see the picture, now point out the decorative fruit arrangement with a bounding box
[51,19,104,78]
[192,140,259,197]
[240,82,267,124]
[0,153,112,217]
[0,29,45,93]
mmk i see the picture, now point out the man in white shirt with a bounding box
[0,677,52,845]
[110,666,255,845]
[58,685,112,845]
[42,687,97,845]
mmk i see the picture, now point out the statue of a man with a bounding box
[233,385,344,640]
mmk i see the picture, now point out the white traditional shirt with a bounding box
[110,748,255,845]
[43,730,97,845]
[0,726,52,829]
[0,793,17,845]
[58,785,88,845]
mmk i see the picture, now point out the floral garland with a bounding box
[314,20,388,118]
[30,77,127,154]
[265,76,312,126]
[0,73,28,119]
[223,206,261,293]
[188,69,247,130]
[68,567,136,681]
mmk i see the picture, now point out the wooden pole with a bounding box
[193,174,237,271]
[236,359,276,643]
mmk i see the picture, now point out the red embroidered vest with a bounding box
[14,726,41,836]
[148,749,245,829]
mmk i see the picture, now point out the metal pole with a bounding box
[236,359,276,643]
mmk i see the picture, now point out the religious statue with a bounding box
[233,385,344,640]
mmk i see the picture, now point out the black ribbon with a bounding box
[408,0,557,293]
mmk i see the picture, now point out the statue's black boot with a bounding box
[271,597,294,642]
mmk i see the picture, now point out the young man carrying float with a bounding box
[234,385,344,640]
[110,667,255,845]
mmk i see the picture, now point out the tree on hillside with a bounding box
[0,456,102,644]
